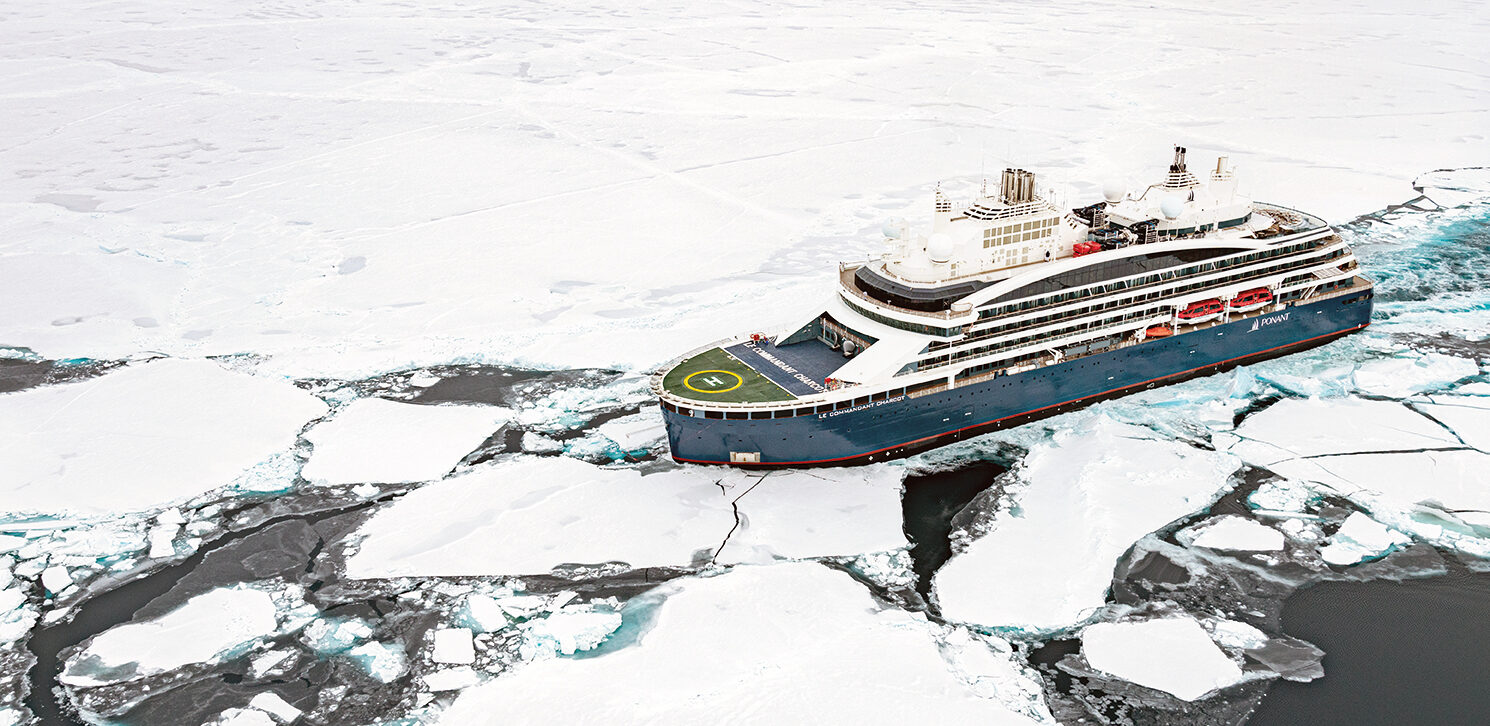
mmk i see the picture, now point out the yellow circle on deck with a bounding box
[683,369,743,393]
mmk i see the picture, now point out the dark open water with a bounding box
[1249,569,1490,725]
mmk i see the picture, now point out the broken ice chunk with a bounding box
[594,411,665,452]
[461,595,512,632]
[203,708,276,726]
[301,617,374,654]
[422,666,481,692]
[1200,618,1269,650]
[348,641,408,683]
[518,605,622,659]
[1185,516,1284,552]
[41,565,71,596]
[1320,512,1412,566]
[146,524,179,559]
[246,692,301,723]
[302,398,509,486]
[1082,616,1245,701]
[431,627,476,665]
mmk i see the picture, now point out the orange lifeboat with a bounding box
[1145,325,1173,338]
[1177,299,1224,324]
[1229,287,1273,312]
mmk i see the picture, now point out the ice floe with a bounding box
[1352,353,1479,398]
[437,563,1050,724]
[1081,616,1246,702]
[934,417,1239,633]
[301,397,509,486]
[0,359,327,514]
[1185,515,1285,552]
[1413,395,1490,451]
[62,586,283,687]
[345,457,906,578]
[430,628,476,665]
[1225,396,1490,555]
[517,604,622,659]
[1320,512,1413,566]
[246,693,301,724]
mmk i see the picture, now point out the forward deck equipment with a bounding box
[653,147,1374,466]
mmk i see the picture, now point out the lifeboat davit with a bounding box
[1229,287,1273,312]
[1177,299,1224,324]
[1145,325,1173,338]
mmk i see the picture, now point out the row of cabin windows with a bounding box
[919,306,1170,371]
[840,296,958,337]
[976,240,1325,320]
[932,247,1349,354]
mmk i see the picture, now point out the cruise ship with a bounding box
[653,147,1374,466]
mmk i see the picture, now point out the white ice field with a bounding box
[3,0,1490,723]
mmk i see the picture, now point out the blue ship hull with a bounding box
[663,292,1373,466]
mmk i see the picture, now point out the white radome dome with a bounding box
[1102,181,1125,203]
[927,233,954,263]
[1160,196,1185,220]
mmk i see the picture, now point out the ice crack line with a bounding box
[710,472,769,566]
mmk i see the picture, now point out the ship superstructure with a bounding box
[654,147,1374,466]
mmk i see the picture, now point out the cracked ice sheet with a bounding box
[345,457,906,578]
[933,416,1239,634]
[437,562,1050,725]
[3,1,1487,377]
[0,358,327,515]
[301,397,510,486]
[1224,396,1490,554]
[1081,616,1246,702]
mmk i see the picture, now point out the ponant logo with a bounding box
[1249,312,1291,331]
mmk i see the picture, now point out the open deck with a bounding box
[660,338,849,404]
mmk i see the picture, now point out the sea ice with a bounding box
[1224,397,1458,466]
[430,628,476,665]
[1201,618,1269,651]
[1081,617,1246,702]
[593,411,666,452]
[518,605,622,659]
[246,693,301,723]
[1320,512,1413,566]
[1185,516,1284,552]
[934,417,1238,633]
[61,586,280,687]
[1227,397,1490,556]
[423,666,481,692]
[345,456,905,578]
[1413,395,1490,451]
[347,641,407,683]
[438,563,1048,724]
[0,359,327,514]
[301,398,509,486]
[1352,353,1479,398]
[204,709,276,726]
[3,0,1482,379]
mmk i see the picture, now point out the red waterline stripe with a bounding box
[673,322,1369,467]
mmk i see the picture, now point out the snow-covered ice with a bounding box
[934,417,1239,633]
[347,641,407,683]
[204,709,276,726]
[1224,397,1458,467]
[1320,512,1413,566]
[302,397,509,486]
[0,359,327,514]
[346,457,905,578]
[593,411,666,452]
[1185,516,1285,552]
[1414,395,1490,451]
[438,563,1049,724]
[1,0,1483,377]
[246,693,301,724]
[430,628,475,665]
[62,587,280,687]
[1082,616,1246,702]
[1352,353,1478,398]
